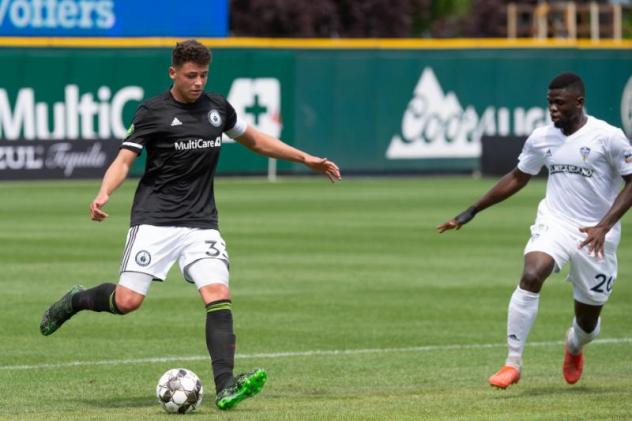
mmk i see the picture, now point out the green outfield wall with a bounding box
[1,40,631,178]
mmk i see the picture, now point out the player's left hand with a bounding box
[578,225,609,258]
[306,157,342,183]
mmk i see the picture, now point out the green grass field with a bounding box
[1,177,631,420]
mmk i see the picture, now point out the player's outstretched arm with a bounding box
[234,126,341,182]
[437,167,531,233]
[90,149,137,221]
[579,174,632,258]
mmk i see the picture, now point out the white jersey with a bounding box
[518,116,632,232]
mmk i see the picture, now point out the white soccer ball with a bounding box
[156,368,204,414]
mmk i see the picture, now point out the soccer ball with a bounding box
[156,368,204,413]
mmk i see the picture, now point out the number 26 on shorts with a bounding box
[590,273,615,294]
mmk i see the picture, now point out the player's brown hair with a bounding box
[172,40,211,68]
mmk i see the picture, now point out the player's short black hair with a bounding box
[548,72,584,96]
[172,40,211,68]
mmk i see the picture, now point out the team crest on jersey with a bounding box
[579,146,591,162]
[545,149,552,158]
[208,110,222,127]
[135,250,151,267]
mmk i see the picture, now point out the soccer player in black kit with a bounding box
[40,40,341,410]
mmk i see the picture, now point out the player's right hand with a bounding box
[436,206,477,233]
[436,219,461,233]
[90,193,110,221]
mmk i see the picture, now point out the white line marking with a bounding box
[2,337,631,371]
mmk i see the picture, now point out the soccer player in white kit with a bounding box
[437,72,632,388]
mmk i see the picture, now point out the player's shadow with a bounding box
[497,385,615,399]
[80,396,155,409]
[80,397,217,416]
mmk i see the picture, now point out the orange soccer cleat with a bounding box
[563,345,584,384]
[489,365,521,389]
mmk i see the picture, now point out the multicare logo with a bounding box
[174,137,221,151]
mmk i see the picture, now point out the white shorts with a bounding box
[524,208,618,306]
[118,225,230,295]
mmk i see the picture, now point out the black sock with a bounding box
[205,300,236,393]
[71,283,122,314]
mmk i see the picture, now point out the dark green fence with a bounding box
[1,43,630,177]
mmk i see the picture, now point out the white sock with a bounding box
[505,287,540,369]
[566,317,601,355]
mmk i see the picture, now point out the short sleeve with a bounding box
[606,129,632,176]
[121,105,154,154]
[517,134,545,175]
[223,99,247,138]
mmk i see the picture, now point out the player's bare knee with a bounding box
[575,315,599,333]
[114,285,145,314]
[519,270,544,293]
[114,295,143,314]
[199,283,230,304]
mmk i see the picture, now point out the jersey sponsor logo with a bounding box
[173,137,221,151]
[0,85,143,140]
[170,117,182,127]
[621,75,632,138]
[386,67,549,159]
[135,250,151,267]
[548,164,593,177]
[580,146,591,162]
[208,110,221,127]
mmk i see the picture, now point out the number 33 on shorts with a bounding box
[205,239,228,260]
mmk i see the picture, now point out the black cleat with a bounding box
[40,285,85,336]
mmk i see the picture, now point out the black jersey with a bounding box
[121,90,243,229]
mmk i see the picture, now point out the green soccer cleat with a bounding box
[39,285,85,336]
[215,368,267,410]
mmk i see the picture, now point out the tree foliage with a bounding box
[230,0,438,38]
[229,0,626,38]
